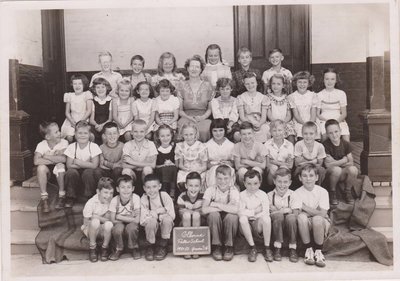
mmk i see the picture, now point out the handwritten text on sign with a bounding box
[173,226,211,255]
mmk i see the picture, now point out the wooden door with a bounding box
[233,5,310,73]
[42,10,67,125]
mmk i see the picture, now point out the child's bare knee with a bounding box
[182,212,191,221]
[103,221,113,232]
[297,213,308,225]
[312,215,324,227]
[90,218,101,228]
[328,166,342,177]
[37,164,49,175]
[239,215,249,224]
[192,211,201,220]
[347,166,358,176]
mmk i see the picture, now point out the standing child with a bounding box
[288,71,319,140]
[262,48,293,93]
[264,120,294,188]
[89,51,122,98]
[295,164,331,268]
[323,119,358,205]
[232,47,264,97]
[108,175,141,261]
[202,165,239,261]
[205,118,235,189]
[140,174,175,261]
[210,78,240,142]
[112,79,134,142]
[239,170,273,263]
[237,72,270,143]
[132,81,155,139]
[201,44,232,88]
[64,121,103,208]
[294,122,326,186]
[34,122,68,212]
[177,172,204,259]
[268,168,301,263]
[61,74,93,143]
[129,55,152,90]
[233,122,267,189]
[154,125,178,199]
[122,119,158,195]
[81,177,114,262]
[175,123,208,191]
[267,74,296,144]
[317,68,350,142]
[151,52,185,89]
[89,77,113,145]
[153,79,180,132]
[98,122,124,181]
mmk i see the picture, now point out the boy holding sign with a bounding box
[202,165,240,261]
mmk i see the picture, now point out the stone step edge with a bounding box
[11,229,39,245]
[371,227,393,242]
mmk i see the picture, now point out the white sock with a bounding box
[59,191,66,197]
[273,241,282,248]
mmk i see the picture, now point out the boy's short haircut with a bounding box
[70,74,89,89]
[90,77,112,96]
[98,51,112,61]
[237,47,252,58]
[244,169,261,182]
[209,118,227,136]
[130,54,145,67]
[215,164,231,176]
[302,121,318,133]
[186,171,202,183]
[102,121,119,135]
[325,119,340,130]
[239,121,253,132]
[270,119,285,131]
[155,79,176,95]
[39,121,58,139]
[132,118,147,127]
[300,163,318,176]
[75,120,91,131]
[116,78,133,95]
[116,174,134,187]
[268,48,283,56]
[97,177,115,191]
[273,167,292,180]
[292,71,315,88]
[216,77,233,91]
[143,173,161,185]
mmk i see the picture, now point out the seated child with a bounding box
[122,119,158,195]
[268,167,301,263]
[140,174,175,261]
[108,175,141,261]
[132,81,155,138]
[264,119,294,188]
[98,122,124,182]
[295,163,330,268]
[34,121,68,212]
[202,165,240,261]
[89,77,113,145]
[294,122,326,186]
[323,119,358,205]
[81,177,114,262]
[233,122,267,189]
[89,51,123,97]
[151,52,185,89]
[239,170,273,263]
[175,123,207,191]
[112,78,134,142]
[232,47,264,97]
[177,172,204,259]
[154,125,178,199]
[153,79,180,132]
[237,72,270,143]
[64,121,103,208]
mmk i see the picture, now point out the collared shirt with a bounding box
[140,191,175,225]
[35,139,69,156]
[211,96,239,122]
[203,185,240,206]
[237,91,269,116]
[295,185,330,211]
[294,140,326,161]
[239,189,269,218]
[92,95,112,112]
[174,141,207,171]
[264,139,294,162]
[122,139,158,162]
[206,138,234,163]
[232,67,263,97]
[83,194,111,219]
[267,189,302,210]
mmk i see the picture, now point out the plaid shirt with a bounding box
[232,67,263,97]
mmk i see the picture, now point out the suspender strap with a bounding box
[74,142,92,159]
[147,192,165,211]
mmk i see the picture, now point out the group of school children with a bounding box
[33,44,359,267]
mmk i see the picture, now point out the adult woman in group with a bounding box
[177,55,214,142]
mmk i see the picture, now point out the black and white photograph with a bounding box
[1,0,399,280]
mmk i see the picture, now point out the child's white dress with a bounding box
[288,90,319,138]
[201,62,232,88]
[132,98,155,135]
[115,97,134,136]
[61,91,93,138]
[152,95,180,130]
[266,93,296,137]
[316,89,350,135]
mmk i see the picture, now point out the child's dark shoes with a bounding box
[64,198,75,208]
[212,245,223,261]
[223,246,234,261]
[132,248,141,260]
[192,254,200,259]
[329,192,338,205]
[145,246,154,261]
[154,246,167,261]
[273,248,282,261]
[89,248,98,262]
[264,248,273,262]
[55,197,65,209]
[248,247,257,262]
[41,198,50,213]
[100,247,109,261]
[289,249,299,263]
[109,249,123,261]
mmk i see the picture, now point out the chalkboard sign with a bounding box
[173,226,211,256]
